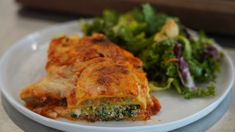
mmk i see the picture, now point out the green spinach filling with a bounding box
[71,104,140,121]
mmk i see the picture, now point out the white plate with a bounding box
[0,21,234,132]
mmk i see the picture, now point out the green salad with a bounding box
[81,4,223,99]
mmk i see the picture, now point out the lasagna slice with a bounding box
[20,33,160,121]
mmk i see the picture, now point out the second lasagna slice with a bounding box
[67,57,160,121]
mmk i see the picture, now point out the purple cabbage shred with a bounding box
[204,45,220,60]
[174,44,195,89]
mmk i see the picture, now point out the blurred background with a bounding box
[1,0,235,50]
[16,0,235,36]
[0,0,235,132]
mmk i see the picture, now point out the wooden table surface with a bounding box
[0,0,235,131]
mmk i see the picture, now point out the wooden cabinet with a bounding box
[16,0,235,35]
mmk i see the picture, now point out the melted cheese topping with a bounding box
[20,33,159,120]
[67,58,149,108]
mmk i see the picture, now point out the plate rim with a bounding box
[0,21,234,131]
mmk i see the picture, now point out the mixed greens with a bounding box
[82,4,223,99]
